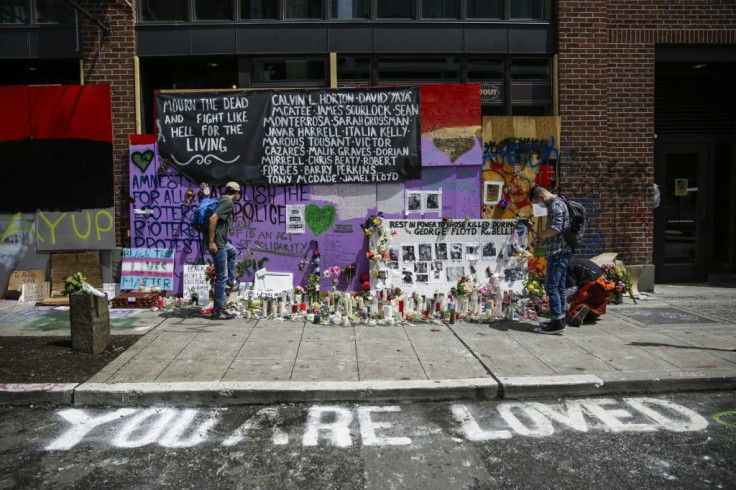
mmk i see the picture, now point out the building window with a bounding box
[466,0,501,19]
[252,57,326,82]
[285,0,323,19]
[241,0,279,19]
[510,0,550,20]
[511,57,549,80]
[35,0,74,23]
[468,57,504,81]
[422,0,459,19]
[139,0,187,22]
[378,57,459,82]
[337,56,371,81]
[195,0,232,20]
[377,0,413,19]
[511,57,551,113]
[331,0,370,19]
[0,0,28,23]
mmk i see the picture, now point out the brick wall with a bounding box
[558,0,736,266]
[79,0,137,248]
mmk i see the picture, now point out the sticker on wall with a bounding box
[483,181,503,205]
[304,204,336,237]
[675,179,688,197]
[286,205,306,234]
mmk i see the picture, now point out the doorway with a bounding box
[653,143,708,282]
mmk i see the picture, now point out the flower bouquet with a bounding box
[601,262,635,303]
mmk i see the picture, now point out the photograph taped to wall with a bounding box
[484,181,503,205]
[450,243,463,261]
[418,243,433,261]
[416,262,428,274]
[402,245,417,262]
[406,192,422,213]
[402,268,414,285]
[446,265,465,282]
[425,191,441,212]
[466,242,480,261]
[431,261,444,280]
[482,242,497,258]
[389,246,400,261]
[387,261,399,269]
[434,242,448,261]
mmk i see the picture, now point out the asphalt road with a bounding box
[1,392,735,489]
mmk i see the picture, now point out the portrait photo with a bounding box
[434,243,448,261]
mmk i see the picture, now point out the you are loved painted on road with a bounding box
[45,397,709,451]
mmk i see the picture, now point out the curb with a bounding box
[498,375,604,399]
[73,378,500,407]
[0,383,78,406]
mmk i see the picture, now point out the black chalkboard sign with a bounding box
[155,87,422,185]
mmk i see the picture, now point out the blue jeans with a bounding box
[545,251,573,320]
[211,242,237,313]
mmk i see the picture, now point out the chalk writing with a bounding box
[44,397,710,451]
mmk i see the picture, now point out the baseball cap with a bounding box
[225,181,241,192]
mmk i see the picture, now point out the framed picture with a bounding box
[483,181,503,205]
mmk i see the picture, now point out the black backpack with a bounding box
[560,197,587,252]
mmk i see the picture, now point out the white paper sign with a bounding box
[183,265,209,295]
[286,205,305,234]
[18,282,50,303]
[103,283,120,299]
[253,270,293,297]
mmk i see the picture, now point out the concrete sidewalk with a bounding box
[2,284,735,406]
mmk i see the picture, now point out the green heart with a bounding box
[305,204,336,237]
[132,150,154,172]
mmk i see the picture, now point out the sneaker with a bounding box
[535,320,552,332]
[226,282,239,293]
[539,319,566,335]
[569,305,591,327]
[210,310,236,320]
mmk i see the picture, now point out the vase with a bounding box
[611,291,623,304]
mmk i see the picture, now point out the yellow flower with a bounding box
[373,270,380,277]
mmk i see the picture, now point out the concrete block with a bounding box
[69,292,111,355]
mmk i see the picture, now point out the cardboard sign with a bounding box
[7,270,45,292]
[182,265,210,296]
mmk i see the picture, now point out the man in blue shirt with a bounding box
[529,186,572,334]
[208,182,241,320]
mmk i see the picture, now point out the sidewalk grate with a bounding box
[615,307,715,325]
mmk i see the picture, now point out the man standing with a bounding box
[208,182,241,320]
[529,186,571,334]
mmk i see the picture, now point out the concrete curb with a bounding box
[0,383,78,406]
[73,378,500,407]
[498,375,605,399]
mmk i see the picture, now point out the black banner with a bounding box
[155,87,422,185]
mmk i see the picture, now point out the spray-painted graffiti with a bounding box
[483,137,559,170]
[45,397,709,451]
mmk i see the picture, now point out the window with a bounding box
[510,0,549,20]
[241,0,279,19]
[331,0,370,19]
[468,57,504,80]
[337,56,371,81]
[35,0,74,23]
[377,0,413,19]
[252,57,326,82]
[378,57,459,82]
[511,58,549,80]
[285,0,323,19]
[422,0,459,19]
[195,0,232,20]
[466,0,501,19]
[139,0,187,22]
[0,0,28,23]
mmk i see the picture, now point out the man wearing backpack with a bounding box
[529,186,572,334]
[208,182,241,320]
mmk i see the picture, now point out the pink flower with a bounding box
[362,281,371,291]
[330,265,341,276]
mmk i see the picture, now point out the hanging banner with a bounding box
[155,87,421,186]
